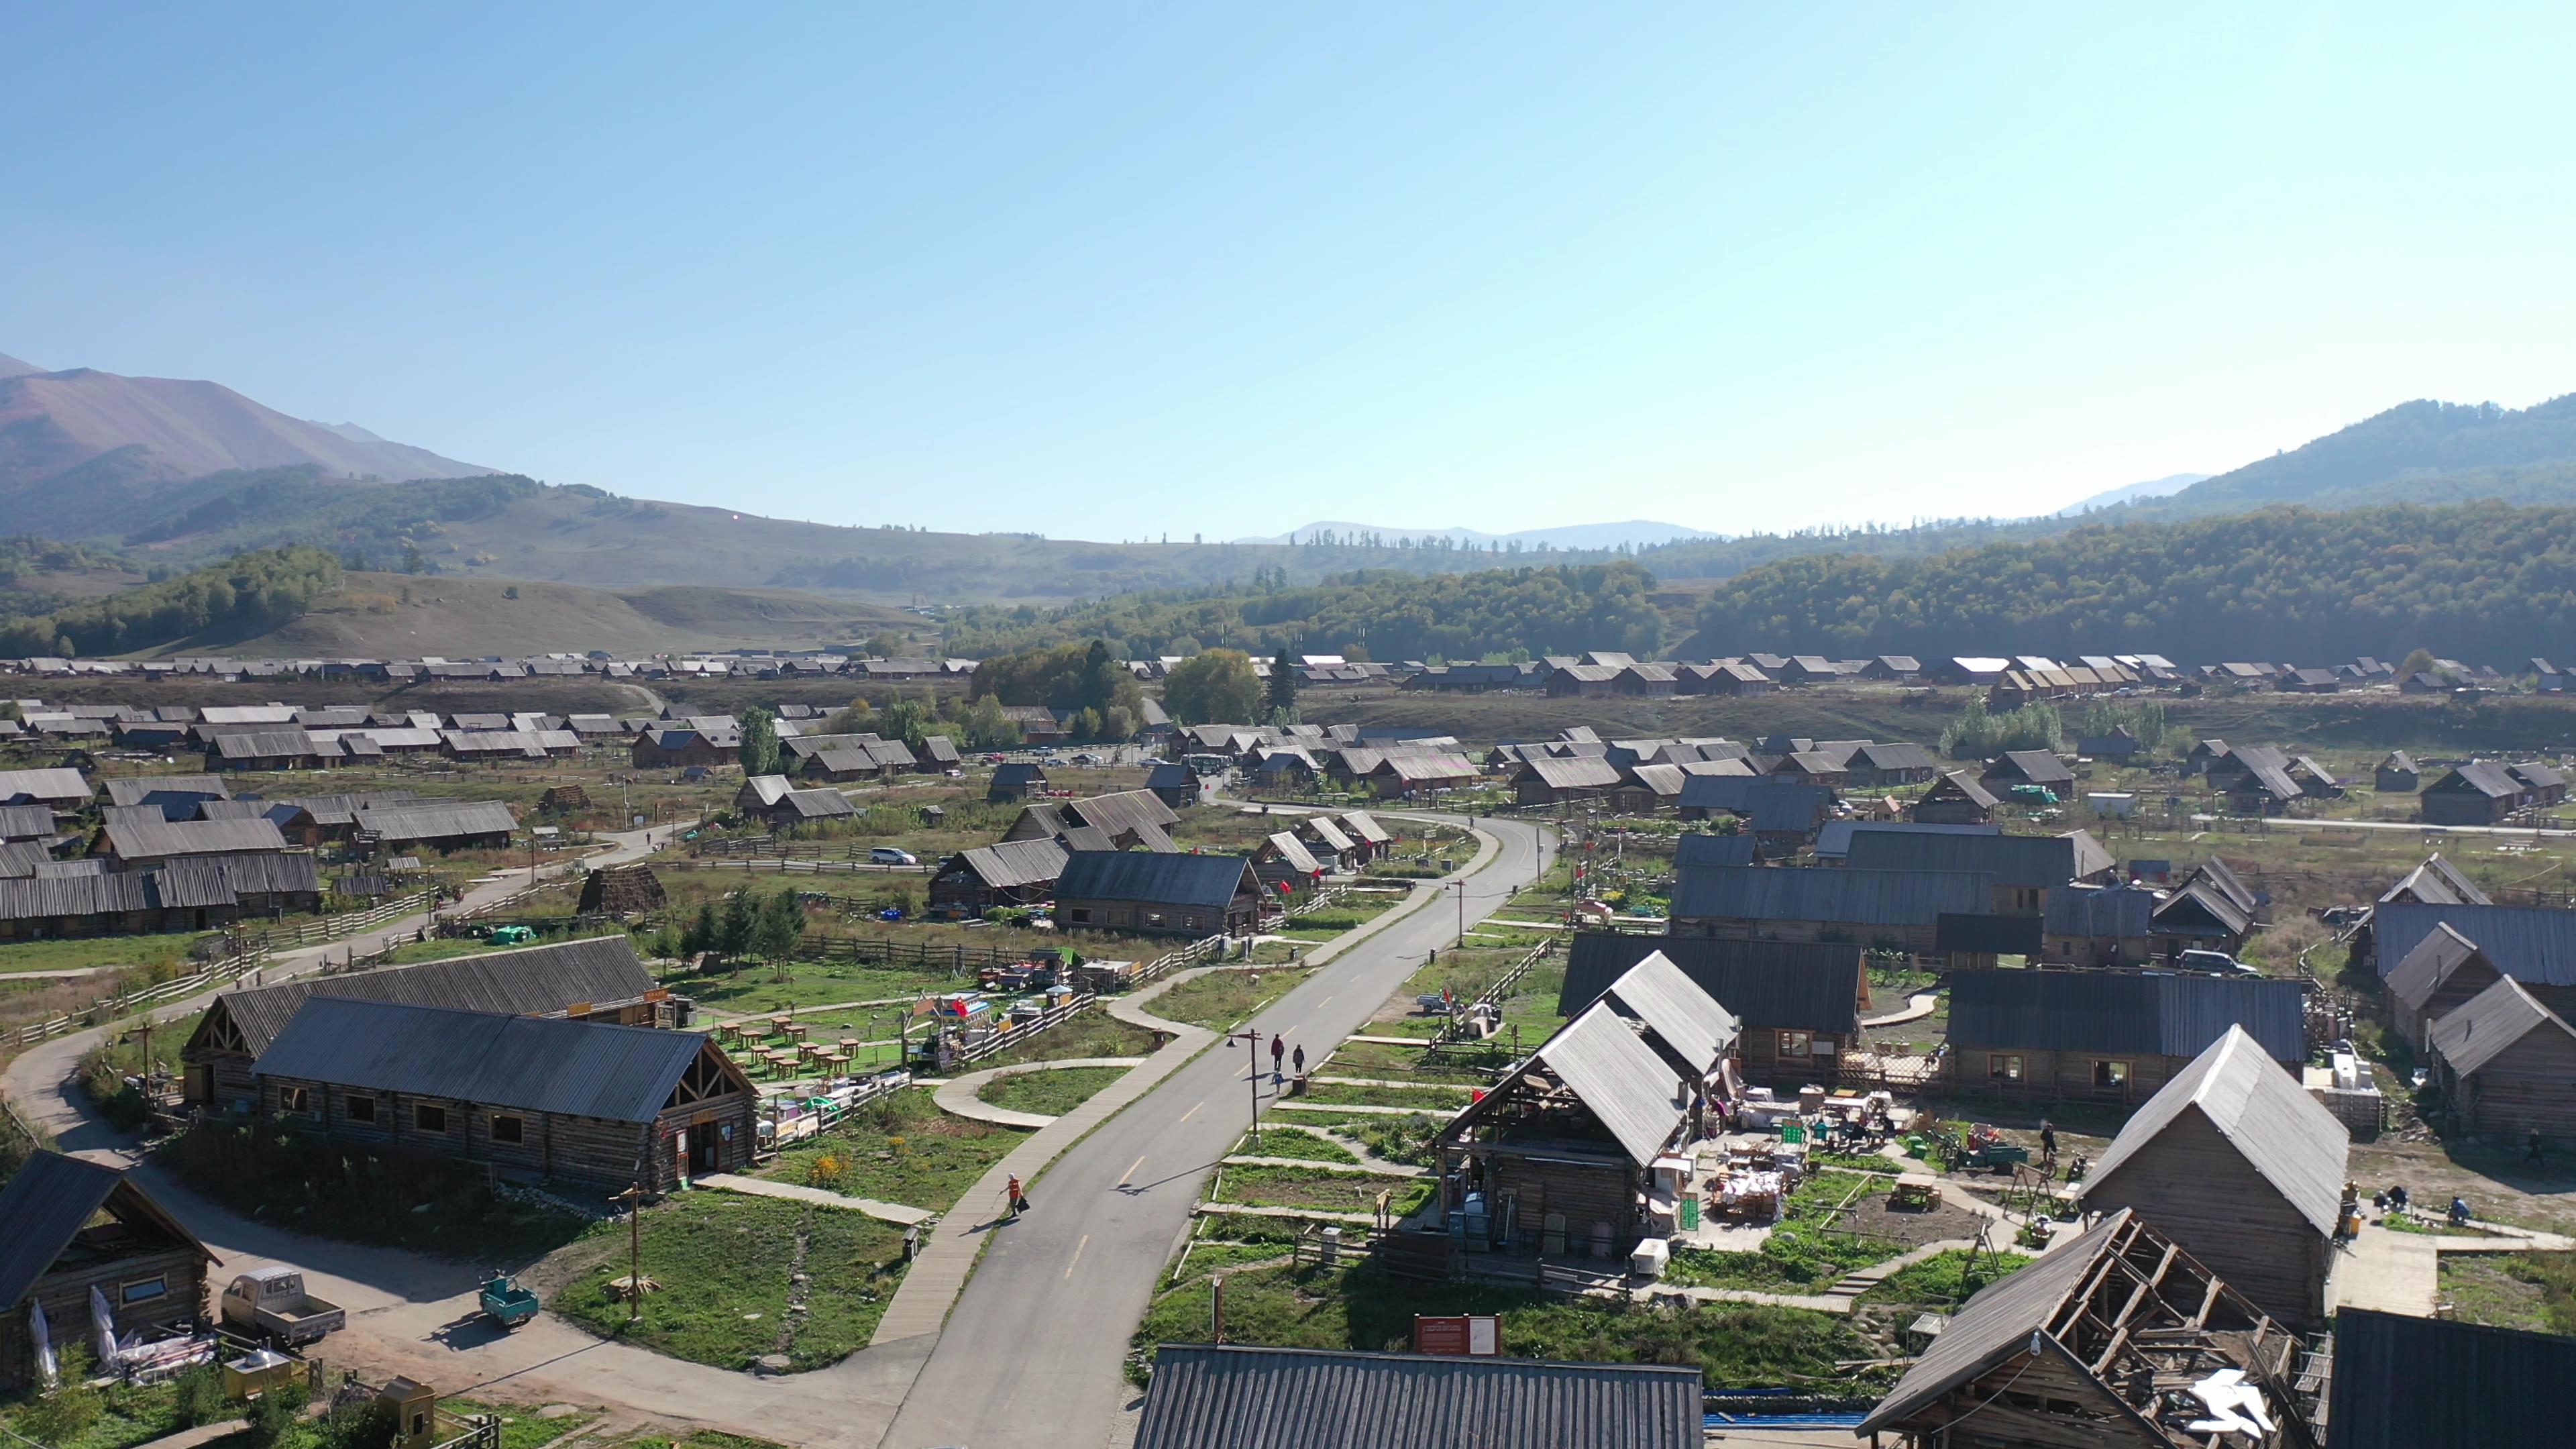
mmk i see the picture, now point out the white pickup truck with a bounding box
[219,1267,345,1346]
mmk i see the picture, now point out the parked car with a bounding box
[221,1267,344,1346]
[1071,751,1102,765]
[869,847,919,865]
[2178,949,2259,976]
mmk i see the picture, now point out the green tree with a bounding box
[1267,643,1300,723]
[2399,647,2437,677]
[883,696,935,751]
[751,888,804,961]
[718,892,758,959]
[965,694,1022,749]
[400,542,426,574]
[682,902,720,956]
[739,706,782,776]
[826,695,873,733]
[1162,648,1263,724]
[502,584,519,600]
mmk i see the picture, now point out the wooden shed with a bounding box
[1945,970,2307,1104]
[1908,769,1997,824]
[0,1153,218,1391]
[250,998,755,1190]
[2426,976,2576,1147]
[1556,932,1862,1084]
[2076,1026,2347,1325]
[928,837,1069,919]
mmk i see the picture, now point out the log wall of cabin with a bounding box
[1951,1048,2181,1104]
[257,1076,666,1187]
[2454,1029,2576,1144]
[1739,1027,1846,1085]
[2400,959,2504,1050]
[1479,1148,1639,1246]
[0,1244,207,1390]
[2079,1109,2330,1324]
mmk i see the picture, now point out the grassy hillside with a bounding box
[157,573,923,658]
[2134,394,2576,519]
[1684,501,2576,663]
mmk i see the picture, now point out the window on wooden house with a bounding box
[280,1085,312,1114]
[1145,912,1166,929]
[345,1095,376,1123]
[490,1115,526,1144]
[121,1277,168,1305]
[1778,1030,1813,1057]
[415,1104,449,1133]
[1068,908,1092,924]
[1988,1054,2024,1081]
[2093,1060,2130,1089]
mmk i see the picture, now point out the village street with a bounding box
[2,813,1553,1449]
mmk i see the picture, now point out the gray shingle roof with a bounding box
[254,998,720,1123]
[1843,828,2110,887]
[947,837,1069,890]
[0,768,95,806]
[1600,951,1739,1073]
[203,936,656,1057]
[1531,1003,1696,1165]
[102,816,290,860]
[2373,903,2576,987]
[1671,864,1992,927]
[1055,851,1256,910]
[2077,1025,2347,1234]
[1947,970,2306,1061]
[1134,1344,1701,1449]
[358,799,519,842]
[2429,975,2576,1077]
[2041,883,2156,937]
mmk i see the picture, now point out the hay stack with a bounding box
[578,862,668,917]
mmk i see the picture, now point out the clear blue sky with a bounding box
[5,4,2572,543]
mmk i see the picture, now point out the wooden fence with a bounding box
[231,890,441,952]
[1435,936,1559,1044]
[6,945,267,1049]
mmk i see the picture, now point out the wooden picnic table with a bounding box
[783,1022,810,1044]
[838,1037,861,1054]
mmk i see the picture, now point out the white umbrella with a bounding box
[89,1284,117,1367]
[29,1299,56,1387]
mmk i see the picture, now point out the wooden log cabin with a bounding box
[1666,863,1994,961]
[0,1154,219,1391]
[1945,969,2307,1104]
[2076,1026,2347,1325]
[1052,850,1266,937]
[1857,1209,2314,1448]
[1438,953,1738,1254]
[2426,976,2576,1148]
[181,936,668,1111]
[1556,932,1862,1085]
[249,998,757,1190]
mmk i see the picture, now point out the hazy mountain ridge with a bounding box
[1234,519,1717,550]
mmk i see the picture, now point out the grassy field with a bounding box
[1213,1163,1434,1217]
[0,935,209,976]
[1240,1127,1359,1163]
[759,1085,1029,1212]
[440,1399,601,1449]
[1322,1037,1510,1085]
[1147,965,1316,1030]
[1132,1258,1874,1390]
[1293,1114,1444,1166]
[969,1008,1165,1069]
[1853,1248,2036,1306]
[686,959,970,1014]
[545,1191,908,1371]
[977,1065,1134,1117]
[1292,1080,1475,1109]
[2438,1252,2576,1334]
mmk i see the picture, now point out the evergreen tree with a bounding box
[1267,643,1299,722]
[718,892,759,959]
[751,888,804,961]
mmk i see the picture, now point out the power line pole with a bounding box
[612,1181,646,1322]
[1231,1028,1264,1132]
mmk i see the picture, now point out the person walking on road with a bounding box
[1006,1175,1030,1218]
[1291,1044,1305,1078]
[1270,1035,1286,1084]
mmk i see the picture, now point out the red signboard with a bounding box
[1414,1314,1498,1356]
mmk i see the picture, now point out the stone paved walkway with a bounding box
[1862,991,1941,1028]
[2327,1224,2440,1317]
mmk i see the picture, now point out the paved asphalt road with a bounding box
[879,815,1554,1449]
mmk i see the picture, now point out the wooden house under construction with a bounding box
[1436,952,1738,1252]
[1857,1209,2317,1448]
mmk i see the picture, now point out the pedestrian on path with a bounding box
[1271,1034,1286,1084]
[2039,1120,2058,1169]
[1006,1175,1030,1218]
[1291,1044,1305,1077]
[2528,1128,2546,1166]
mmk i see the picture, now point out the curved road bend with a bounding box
[879,815,1554,1449]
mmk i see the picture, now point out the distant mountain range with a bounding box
[1234,519,1717,550]
[2056,472,2211,516]
[0,352,488,500]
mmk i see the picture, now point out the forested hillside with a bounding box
[0,545,340,657]
[2134,394,2576,518]
[1685,502,2576,661]
[943,561,1668,661]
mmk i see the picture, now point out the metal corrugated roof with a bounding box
[2383,922,2484,1013]
[1520,756,1622,790]
[1814,819,2000,861]
[1602,951,1739,1072]
[0,1152,216,1312]
[358,800,519,841]
[1336,810,1391,844]
[1558,933,1862,1032]
[0,871,154,920]
[2380,853,2491,907]
[2326,1308,2576,1449]
[1671,864,1992,927]
[2375,903,2576,987]
[949,837,1069,890]
[1056,850,1256,910]
[1263,832,1321,874]
[103,775,230,809]
[1301,816,1354,851]
[1671,833,1758,868]
[1844,828,2108,888]
[0,768,95,806]
[254,997,714,1122]
[207,936,656,1056]
[1947,970,2306,1061]
[2429,976,2576,1077]
[2078,1026,2346,1235]
[1527,1003,1696,1166]
[1134,1344,1701,1449]
[2041,883,2156,937]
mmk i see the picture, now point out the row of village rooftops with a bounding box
[9,646,2571,694]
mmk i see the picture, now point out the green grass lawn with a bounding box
[1132,1260,1873,1389]
[0,1371,215,1449]
[2438,1252,2576,1335]
[0,934,209,975]
[1299,1114,1444,1166]
[1214,1163,1433,1217]
[686,960,969,1013]
[547,1192,907,1371]
[977,1065,1133,1118]
[1295,1080,1475,1108]
[969,1008,1163,1069]
[440,1399,601,1449]
[1148,966,1315,1030]
[1241,1128,1359,1163]
[1853,1248,2035,1306]
[758,1085,1029,1212]
[1323,1038,1507,1085]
